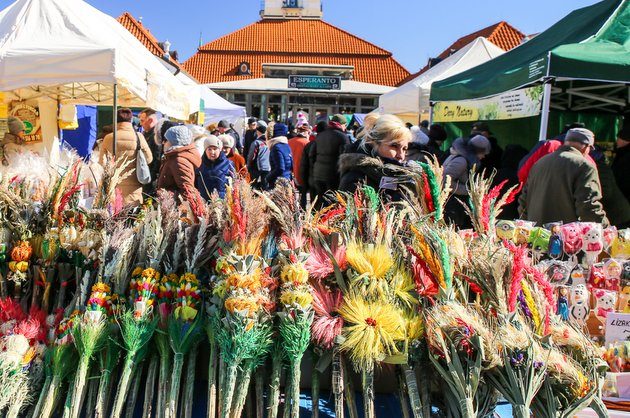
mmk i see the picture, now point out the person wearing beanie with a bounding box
[405,126,430,162]
[288,123,311,208]
[442,135,491,228]
[157,125,202,201]
[100,108,153,205]
[243,117,259,159]
[195,134,234,200]
[519,127,608,226]
[1,117,27,165]
[217,119,242,154]
[266,123,293,189]
[426,124,448,162]
[309,114,350,203]
[219,134,249,180]
[247,121,271,190]
[471,121,503,172]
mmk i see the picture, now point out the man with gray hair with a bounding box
[519,128,608,226]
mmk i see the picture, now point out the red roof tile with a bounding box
[397,21,525,86]
[117,12,183,71]
[185,19,409,86]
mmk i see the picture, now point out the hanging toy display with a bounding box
[496,220,516,242]
[557,286,569,321]
[611,229,630,259]
[545,222,563,259]
[514,220,534,245]
[604,258,623,291]
[569,284,590,325]
[569,264,587,287]
[540,260,571,287]
[581,222,604,266]
[528,227,551,255]
[589,263,607,290]
[593,288,618,319]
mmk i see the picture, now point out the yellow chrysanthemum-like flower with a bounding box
[92,282,111,293]
[213,280,228,299]
[280,263,309,284]
[227,272,262,292]
[180,272,199,285]
[346,241,393,280]
[132,267,143,277]
[405,314,424,341]
[225,296,260,316]
[280,289,313,308]
[338,294,406,370]
[142,268,161,280]
[391,269,418,309]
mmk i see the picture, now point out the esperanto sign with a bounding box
[288,75,341,90]
[432,85,544,122]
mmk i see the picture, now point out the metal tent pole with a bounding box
[429,101,435,125]
[112,83,118,156]
[538,78,553,141]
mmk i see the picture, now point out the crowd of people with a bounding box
[23,107,625,230]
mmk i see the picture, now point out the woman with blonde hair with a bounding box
[338,114,413,201]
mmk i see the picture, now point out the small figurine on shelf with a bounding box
[604,258,622,291]
[561,222,584,258]
[547,223,563,259]
[593,288,617,319]
[588,263,607,290]
[570,265,587,287]
[581,222,604,266]
[557,286,569,321]
[569,284,590,325]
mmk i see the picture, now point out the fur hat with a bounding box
[164,125,193,147]
[204,135,222,149]
[219,134,234,149]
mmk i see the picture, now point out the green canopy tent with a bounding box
[430,0,629,144]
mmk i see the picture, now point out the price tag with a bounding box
[605,312,630,345]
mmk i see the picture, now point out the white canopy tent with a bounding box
[0,0,193,121]
[377,37,505,122]
[200,88,246,125]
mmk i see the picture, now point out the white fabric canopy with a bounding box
[200,86,246,124]
[0,0,190,119]
[378,37,505,118]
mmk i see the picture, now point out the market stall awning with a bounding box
[378,37,504,117]
[430,0,628,102]
[0,0,191,119]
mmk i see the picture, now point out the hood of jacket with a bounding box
[164,144,202,166]
[268,136,288,148]
[338,144,407,179]
[450,137,479,166]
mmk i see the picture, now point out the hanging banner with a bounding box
[432,85,544,122]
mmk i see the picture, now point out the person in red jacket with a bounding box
[289,123,311,208]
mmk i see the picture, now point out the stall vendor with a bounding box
[1,117,26,165]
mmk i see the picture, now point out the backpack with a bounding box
[135,132,152,185]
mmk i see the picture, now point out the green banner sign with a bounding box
[288,75,341,90]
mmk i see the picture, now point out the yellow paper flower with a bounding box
[346,241,393,280]
[142,268,160,280]
[280,289,313,308]
[180,272,199,285]
[280,263,309,284]
[338,293,406,370]
[227,272,262,292]
[225,296,259,316]
[132,267,143,277]
[213,280,228,299]
[175,305,198,321]
[92,282,111,294]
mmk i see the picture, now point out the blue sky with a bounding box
[2,0,599,72]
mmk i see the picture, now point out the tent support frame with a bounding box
[538,76,554,141]
[113,83,118,156]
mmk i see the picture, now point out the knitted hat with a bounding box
[204,135,222,149]
[7,117,25,135]
[247,117,257,125]
[164,125,193,147]
[256,120,267,134]
[273,123,288,138]
[565,128,595,146]
[219,134,234,149]
[218,120,230,129]
[469,134,491,155]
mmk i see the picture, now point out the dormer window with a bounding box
[283,0,301,8]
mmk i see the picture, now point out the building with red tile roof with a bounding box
[182,0,409,123]
[398,21,526,86]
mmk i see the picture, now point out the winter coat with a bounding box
[518,145,608,226]
[493,144,529,220]
[478,136,503,172]
[195,152,234,200]
[227,150,249,181]
[300,141,316,192]
[288,135,309,186]
[596,155,630,227]
[247,136,270,179]
[338,142,413,202]
[518,139,596,183]
[243,129,258,161]
[267,136,293,188]
[226,128,242,153]
[612,145,630,203]
[101,122,153,205]
[157,144,202,199]
[310,123,350,185]
[143,127,162,195]
[442,138,480,196]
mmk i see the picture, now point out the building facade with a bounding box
[184,0,410,125]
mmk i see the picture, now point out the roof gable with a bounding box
[198,19,392,56]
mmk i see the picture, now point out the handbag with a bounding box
[135,133,152,185]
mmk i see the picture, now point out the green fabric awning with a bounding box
[430,0,629,102]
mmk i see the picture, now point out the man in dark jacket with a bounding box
[612,125,630,203]
[243,117,258,160]
[139,108,161,196]
[267,123,293,189]
[218,119,242,154]
[309,114,350,201]
[247,121,270,190]
[519,128,608,226]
